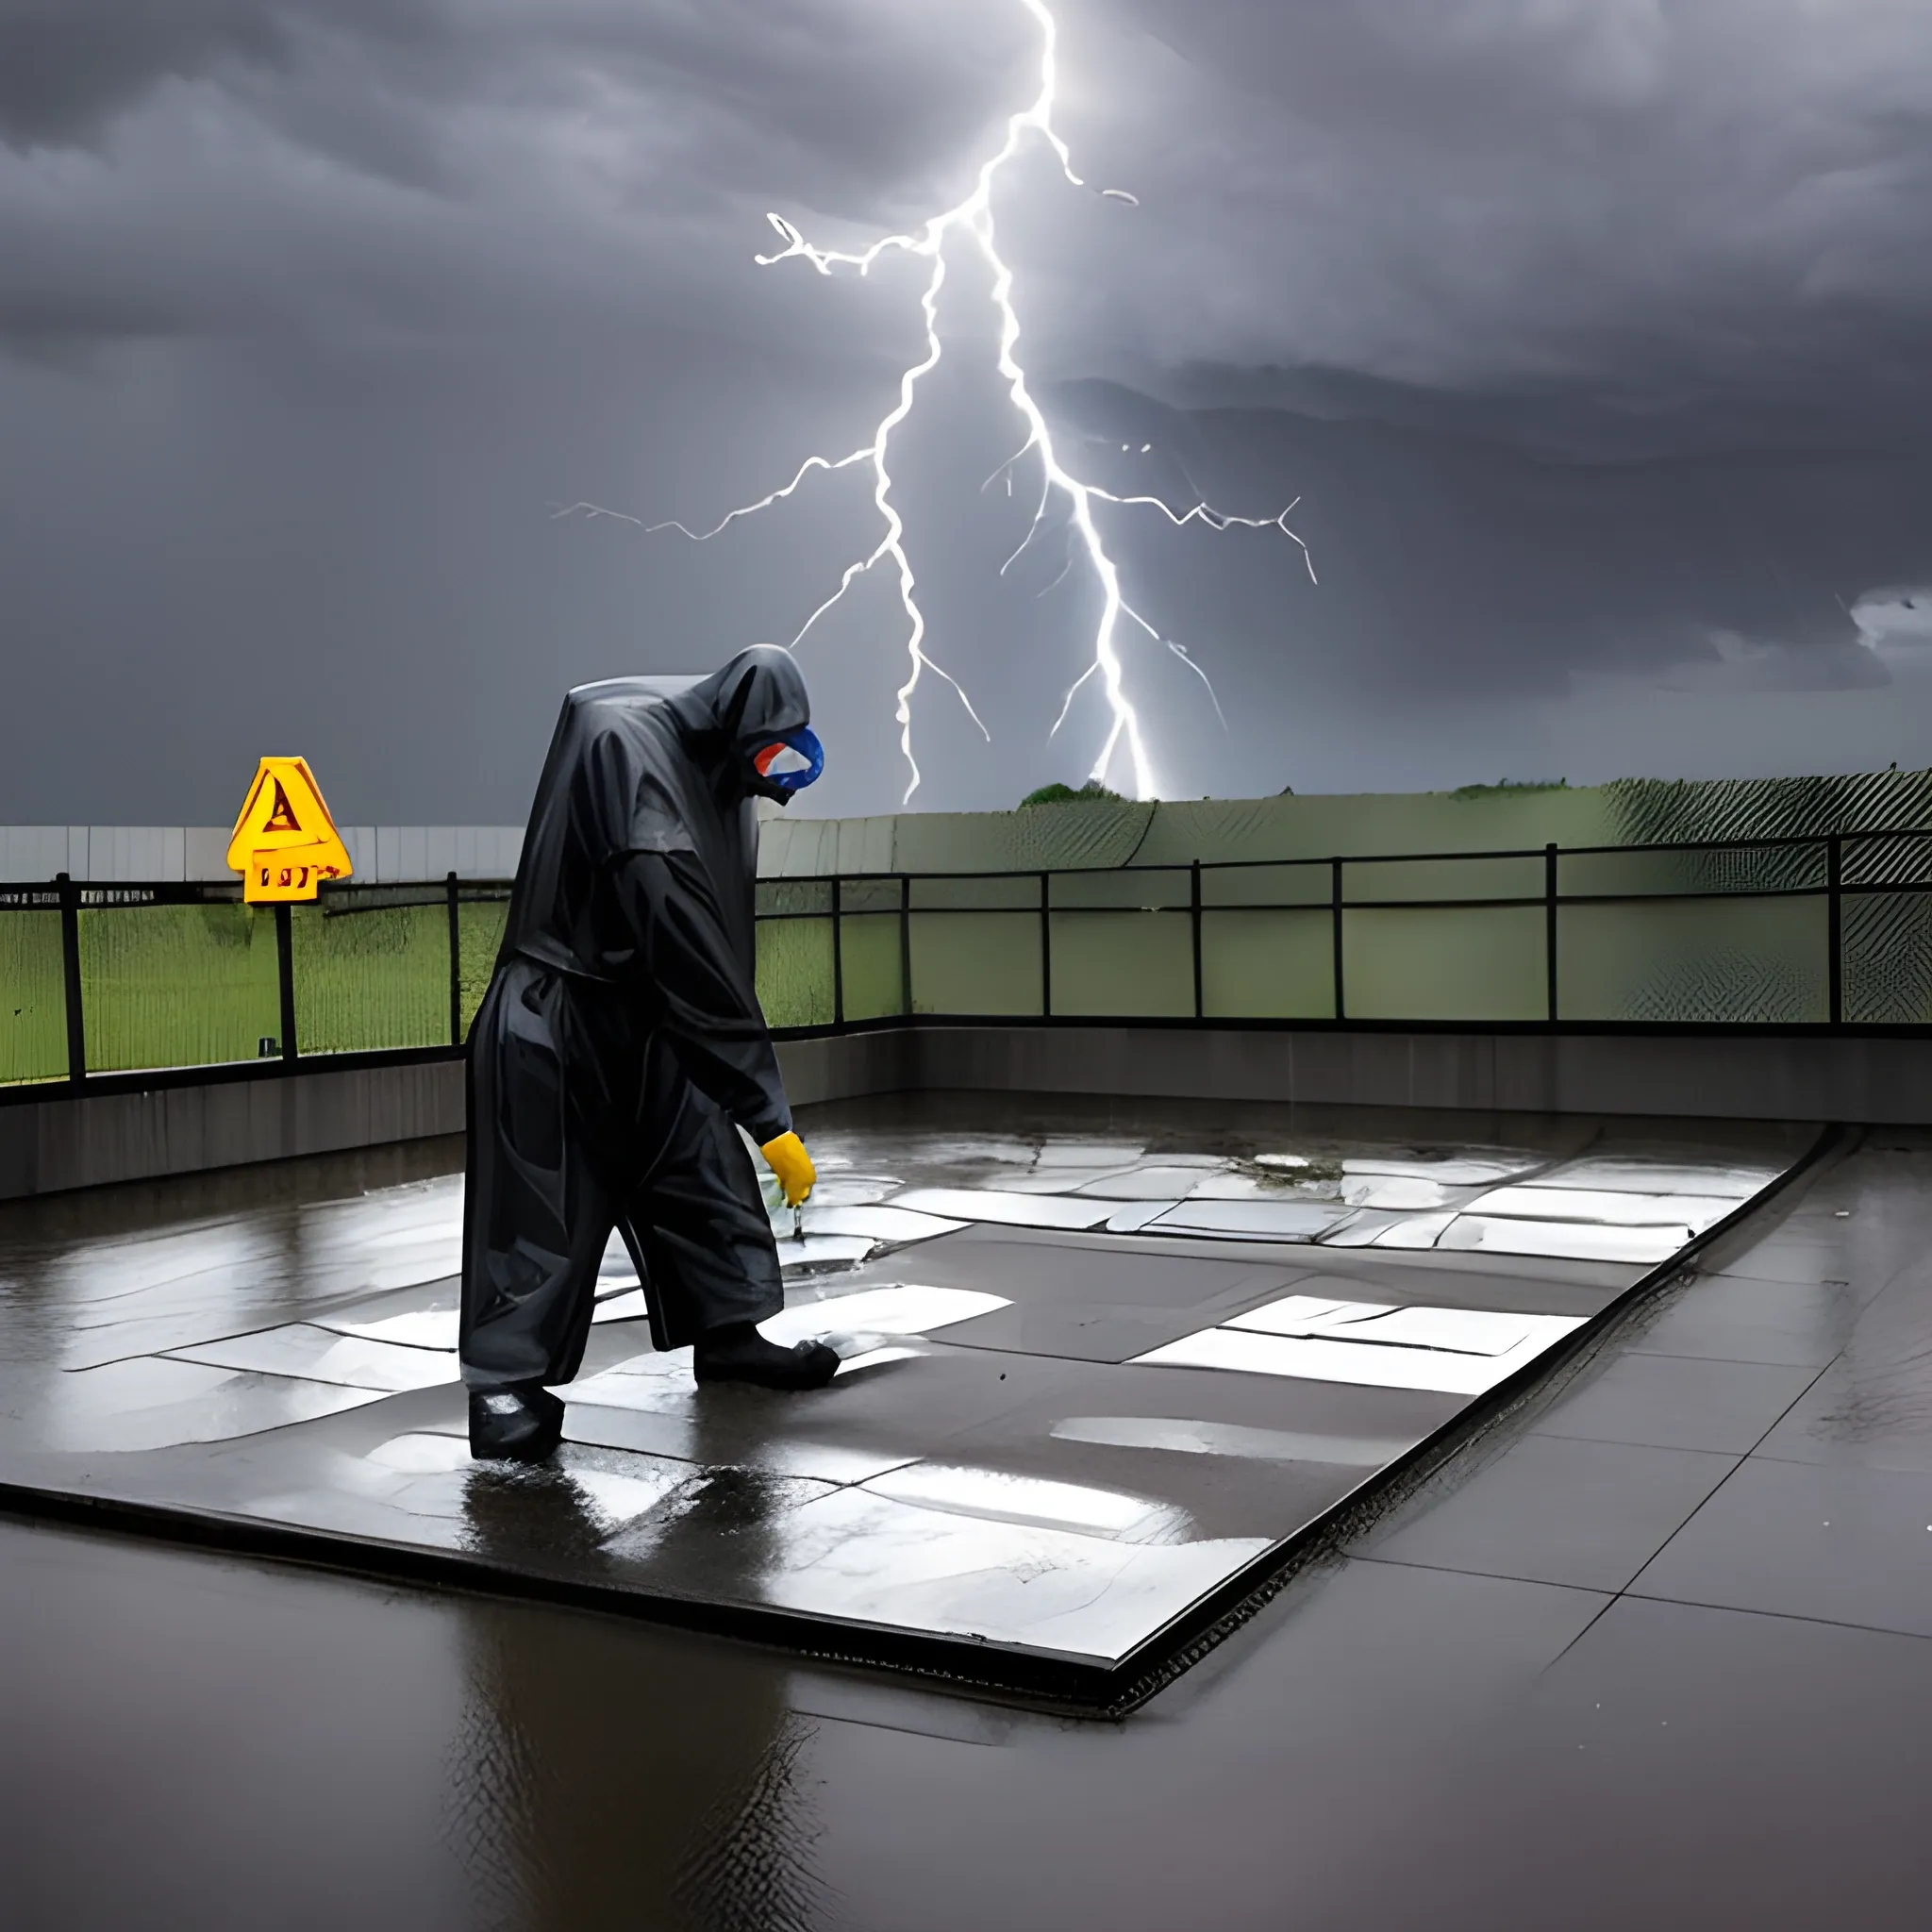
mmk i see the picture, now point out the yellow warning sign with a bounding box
[225,758,353,903]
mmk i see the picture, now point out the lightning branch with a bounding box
[558,0,1312,803]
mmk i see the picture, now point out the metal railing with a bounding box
[6,824,1932,1091]
[0,872,512,1091]
[750,827,1932,1034]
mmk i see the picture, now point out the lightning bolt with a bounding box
[563,0,1310,804]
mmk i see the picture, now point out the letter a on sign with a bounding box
[226,758,354,903]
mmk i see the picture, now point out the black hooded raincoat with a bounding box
[459,646,808,1391]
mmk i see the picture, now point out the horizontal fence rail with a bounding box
[6,825,1932,1090]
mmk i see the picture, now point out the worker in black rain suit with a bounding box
[460,644,834,1462]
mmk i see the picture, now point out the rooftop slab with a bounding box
[11,1126,1932,1927]
[0,1093,1817,1704]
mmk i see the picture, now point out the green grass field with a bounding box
[0,895,517,1081]
[0,912,68,1084]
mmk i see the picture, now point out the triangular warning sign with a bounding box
[226,758,353,902]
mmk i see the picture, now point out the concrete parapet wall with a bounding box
[0,1060,465,1201]
[781,1024,1932,1126]
[8,1024,1932,1200]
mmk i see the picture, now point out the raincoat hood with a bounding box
[666,644,812,807]
[501,645,811,983]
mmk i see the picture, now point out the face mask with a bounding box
[750,726,824,793]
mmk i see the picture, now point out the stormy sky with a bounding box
[6,0,1932,825]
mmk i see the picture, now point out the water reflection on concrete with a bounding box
[445,1377,837,1929]
[444,1592,829,1931]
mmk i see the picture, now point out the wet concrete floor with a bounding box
[0,1094,1807,1697]
[8,1103,1928,1926]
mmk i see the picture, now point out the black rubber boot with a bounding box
[468,1381,566,1462]
[692,1322,840,1391]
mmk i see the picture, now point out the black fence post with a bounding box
[1040,871,1053,1018]
[57,872,85,1086]
[830,877,845,1029]
[1330,858,1345,1021]
[274,901,297,1063]
[1827,834,1843,1026]
[1191,859,1204,1021]
[1545,842,1559,1022]
[899,874,912,1017]
[445,871,462,1045]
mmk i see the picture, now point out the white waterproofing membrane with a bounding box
[565,1284,1011,1413]
[887,1189,1125,1230]
[1132,1315,1587,1396]
[1353,1212,1458,1250]
[765,1234,879,1269]
[591,1290,650,1326]
[799,1170,906,1205]
[860,1462,1192,1545]
[1134,1291,1588,1395]
[1073,1166,1225,1200]
[1050,1415,1421,1468]
[1103,1203,1179,1234]
[1524,1158,1781,1196]
[1146,1200,1358,1241]
[725,1486,1274,1664]
[318,1307,461,1351]
[762,1283,1010,1342]
[831,1344,928,1378]
[42,1357,389,1453]
[1468,1185,1746,1227]
[1339,1158,1534,1185]
[166,1326,461,1393]
[883,1148,1763,1263]
[1224,1295,1553,1356]
[1035,1141,1149,1167]
[779,1204,968,1243]
[313,1261,651,1352]
[1434,1218,1690,1264]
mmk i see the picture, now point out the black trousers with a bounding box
[459,958,784,1391]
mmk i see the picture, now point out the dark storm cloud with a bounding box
[6,0,1932,822]
[0,0,284,146]
[1087,0,1932,449]
[11,0,1932,424]
[0,0,1008,170]
[0,3,1035,347]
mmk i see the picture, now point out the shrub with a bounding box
[1018,780,1126,807]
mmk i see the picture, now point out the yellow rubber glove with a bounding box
[759,1130,816,1208]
